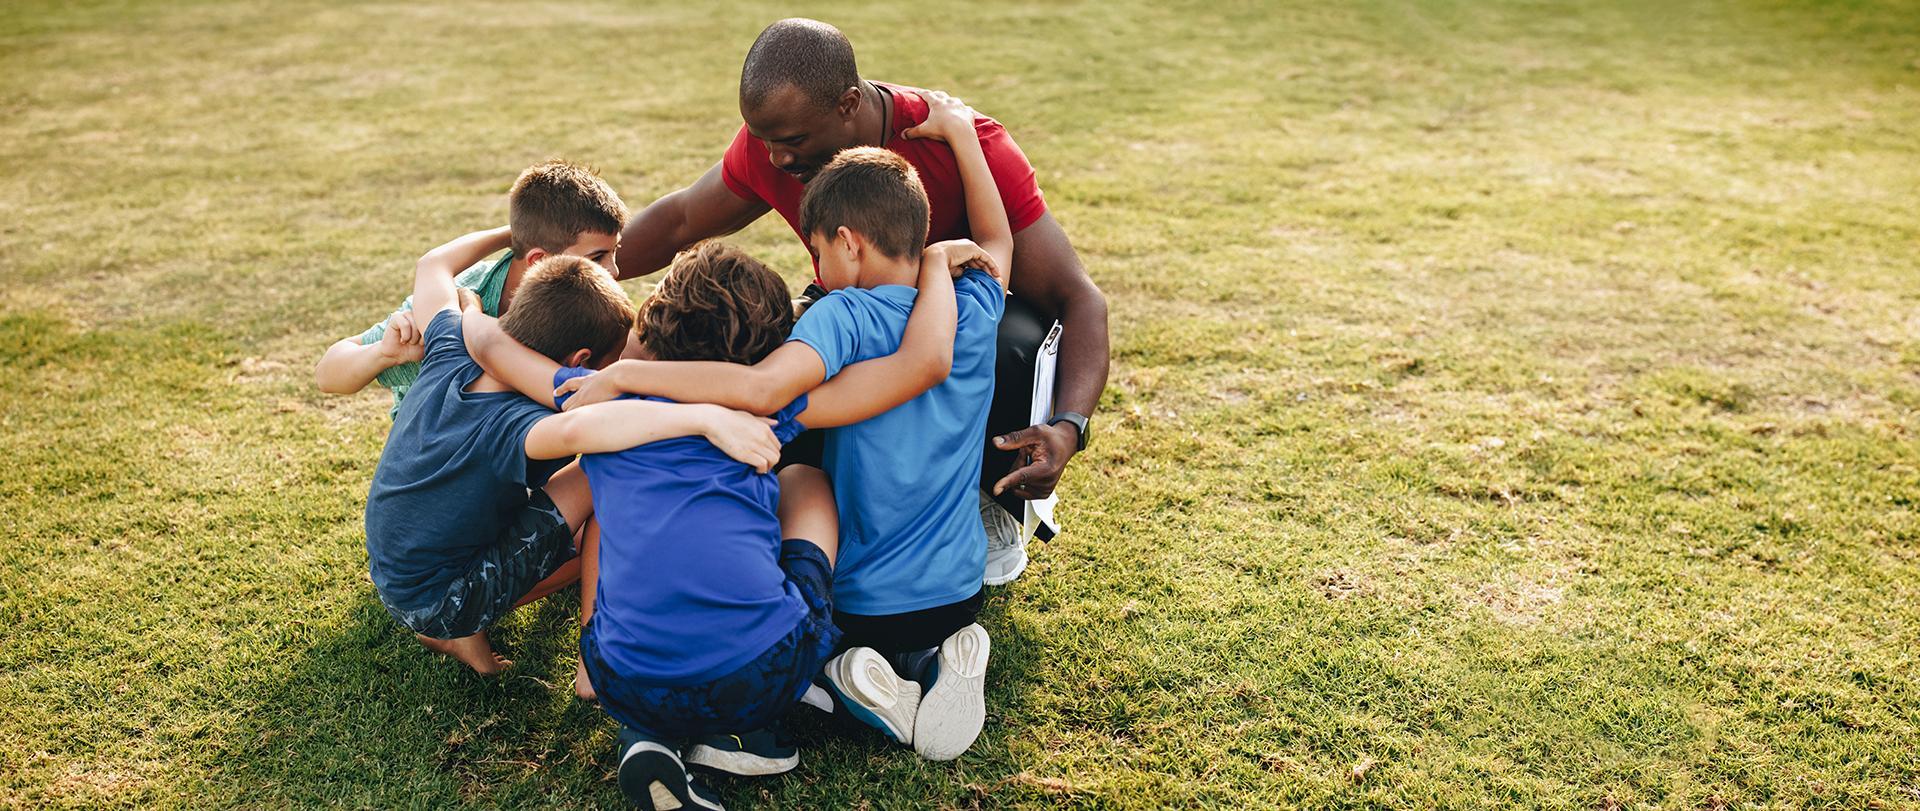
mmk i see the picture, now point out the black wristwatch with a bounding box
[1048,412,1090,453]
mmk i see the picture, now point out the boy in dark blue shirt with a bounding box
[365,227,781,676]
[554,92,1015,763]
[463,237,985,809]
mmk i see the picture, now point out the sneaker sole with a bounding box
[913,623,990,761]
[825,647,921,745]
[982,546,1029,586]
[618,740,723,811]
[684,743,799,777]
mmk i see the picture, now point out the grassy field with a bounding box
[4,0,1920,807]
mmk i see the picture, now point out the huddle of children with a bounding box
[321,94,1015,810]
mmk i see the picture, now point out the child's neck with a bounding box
[855,257,919,290]
[500,254,530,313]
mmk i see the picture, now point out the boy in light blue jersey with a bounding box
[554,92,1014,762]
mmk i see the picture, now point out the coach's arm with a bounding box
[612,162,771,280]
[991,211,1109,500]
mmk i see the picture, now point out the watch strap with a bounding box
[1048,412,1089,453]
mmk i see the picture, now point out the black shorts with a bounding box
[834,588,985,656]
[583,540,841,739]
[388,489,576,640]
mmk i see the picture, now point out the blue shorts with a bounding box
[582,539,840,739]
[383,488,575,640]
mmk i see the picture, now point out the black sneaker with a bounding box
[616,727,724,810]
[685,723,800,776]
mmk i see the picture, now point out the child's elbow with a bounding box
[537,417,588,459]
[315,372,351,394]
[922,351,953,389]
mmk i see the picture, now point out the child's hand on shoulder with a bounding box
[903,90,978,144]
[699,405,781,473]
[927,238,1002,285]
[554,369,621,411]
[377,311,425,364]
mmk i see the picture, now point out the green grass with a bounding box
[5,0,1920,807]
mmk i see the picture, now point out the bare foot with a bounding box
[416,631,512,675]
[574,659,597,702]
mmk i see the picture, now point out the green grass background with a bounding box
[4,0,1919,807]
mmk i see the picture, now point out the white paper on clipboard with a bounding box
[1022,321,1064,541]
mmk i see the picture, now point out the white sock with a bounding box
[800,683,834,713]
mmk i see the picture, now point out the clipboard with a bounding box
[1021,321,1064,542]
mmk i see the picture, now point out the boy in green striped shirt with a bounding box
[314,161,627,415]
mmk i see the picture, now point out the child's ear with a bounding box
[835,226,861,260]
[523,247,548,266]
[566,347,593,368]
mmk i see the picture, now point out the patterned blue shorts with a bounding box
[385,488,576,639]
[582,539,840,740]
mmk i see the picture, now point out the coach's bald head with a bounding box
[740,18,859,114]
[738,18,873,182]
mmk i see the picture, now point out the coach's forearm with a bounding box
[1052,283,1110,418]
[614,191,693,280]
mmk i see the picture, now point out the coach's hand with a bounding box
[990,422,1078,500]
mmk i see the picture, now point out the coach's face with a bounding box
[742,82,861,183]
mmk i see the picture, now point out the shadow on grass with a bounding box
[209,583,1044,808]
[208,588,621,807]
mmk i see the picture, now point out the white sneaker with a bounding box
[912,623,991,761]
[981,490,1028,586]
[824,647,921,745]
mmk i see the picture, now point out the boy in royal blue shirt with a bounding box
[365,227,780,677]
[554,92,1014,763]
[462,237,986,808]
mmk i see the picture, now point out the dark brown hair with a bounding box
[798,147,929,262]
[499,256,634,367]
[636,242,794,365]
[507,160,628,257]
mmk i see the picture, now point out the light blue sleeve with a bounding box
[956,269,1006,322]
[785,293,862,380]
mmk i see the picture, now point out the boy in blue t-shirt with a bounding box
[462,238,979,807]
[553,94,1015,763]
[365,227,781,677]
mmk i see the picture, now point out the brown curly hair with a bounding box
[635,242,794,365]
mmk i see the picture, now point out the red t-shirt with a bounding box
[721,81,1048,279]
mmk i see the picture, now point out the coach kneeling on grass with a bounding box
[612,18,1109,586]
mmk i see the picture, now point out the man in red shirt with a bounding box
[614,18,1109,577]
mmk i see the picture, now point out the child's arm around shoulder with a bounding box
[413,227,510,334]
[794,242,972,428]
[904,90,1014,291]
[524,395,781,472]
[461,295,565,410]
[552,337,829,417]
